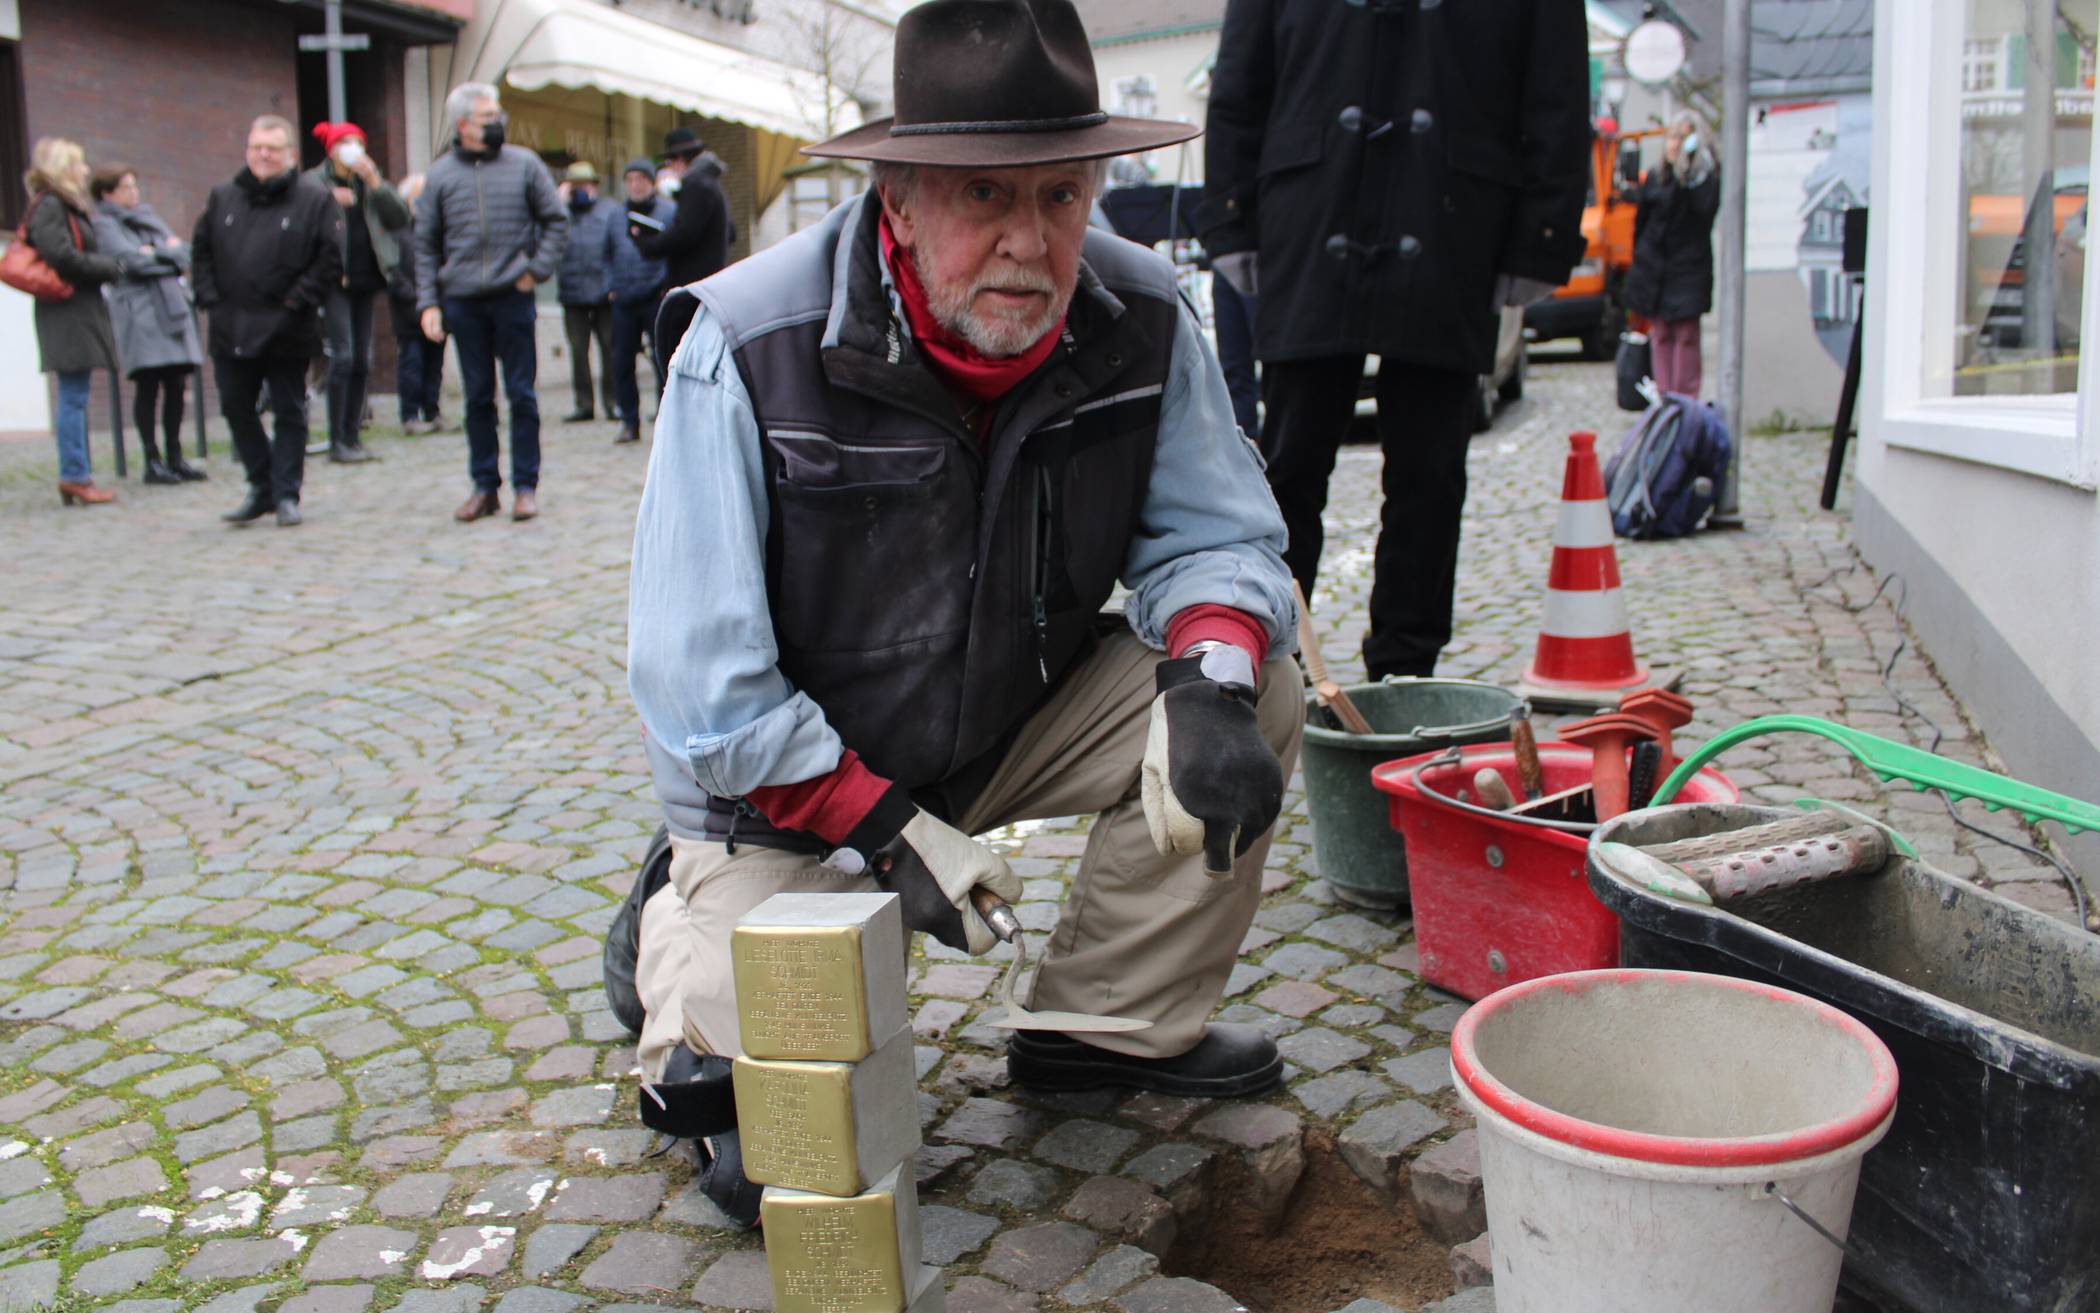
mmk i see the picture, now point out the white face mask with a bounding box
[334,140,366,169]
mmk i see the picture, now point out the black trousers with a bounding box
[217,354,309,503]
[323,288,378,451]
[563,303,613,416]
[132,364,191,464]
[1260,355,1473,679]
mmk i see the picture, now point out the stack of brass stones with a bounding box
[730,891,945,1313]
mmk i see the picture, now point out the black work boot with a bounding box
[1008,1023,1284,1098]
[222,485,272,523]
[602,825,672,1035]
[658,1045,761,1228]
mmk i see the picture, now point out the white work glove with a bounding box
[1141,645,1284,878]
[831,806,1022,956]
[1214,251,1260,298]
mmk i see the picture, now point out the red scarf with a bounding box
[880,214,1064,407]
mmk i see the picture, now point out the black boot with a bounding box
[222,485,272,523]
[562,407,594,423]
[1008,1023,1284,1097]
[615,420,641,444]
[142,457,180,485]
[276,499,303,527]
[169,459,208,481]
[657,1046,760,1228]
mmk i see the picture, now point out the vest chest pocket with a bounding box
[765,430,973,656]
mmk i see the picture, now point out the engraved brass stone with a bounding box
[734,1024,921,1197]
[762,1163,919,1313]
[734,893,908,1062]
[735,921,872,1061]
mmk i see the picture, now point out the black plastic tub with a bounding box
[1589,803,2100,1313]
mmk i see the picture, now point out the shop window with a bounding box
[1949,0,2096,397]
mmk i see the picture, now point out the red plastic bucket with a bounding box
[1369,743,1737,1001]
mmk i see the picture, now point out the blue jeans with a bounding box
[390,293,444,422]
[54,370,92,482]
[444,289,540,492]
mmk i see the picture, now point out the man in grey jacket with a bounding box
[415,82,567,522]
[617,0,1304,1226]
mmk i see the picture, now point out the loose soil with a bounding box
[1173,1129,1454,1313]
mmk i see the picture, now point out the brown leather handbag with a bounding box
[0,193,78,302]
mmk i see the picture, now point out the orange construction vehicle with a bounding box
[1525,120,1664,358]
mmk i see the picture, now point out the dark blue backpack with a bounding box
[1601,395,1732,539]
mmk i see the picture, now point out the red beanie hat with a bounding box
[312,121,366,155]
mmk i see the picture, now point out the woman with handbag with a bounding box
[90,164,206,485]
[20,137,124,505]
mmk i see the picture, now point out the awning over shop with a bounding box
[446,0,857,141]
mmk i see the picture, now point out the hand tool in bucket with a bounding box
[1595,811,1897,906]
[968,887,1151,1034]
[1293,580,1374,734]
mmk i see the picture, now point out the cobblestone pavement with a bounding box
[0,351,2085,1313]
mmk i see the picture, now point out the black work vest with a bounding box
[675,195,1181,841]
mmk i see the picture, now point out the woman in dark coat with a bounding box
[1625,113,1722,399]
[91,163,206,484]
[26,137,124,505]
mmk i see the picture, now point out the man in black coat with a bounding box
[1201,0,1589,677]
[193,113,344,528]
[630,127,731,380]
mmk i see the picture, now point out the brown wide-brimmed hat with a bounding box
[803,0,1198,167]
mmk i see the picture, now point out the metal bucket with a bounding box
[1299,678,1525,909]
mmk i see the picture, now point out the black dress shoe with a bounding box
[142,458,181,485]
[615,421,640,444]
[276,499,302,527]
[561,408,594,423]
[222,486,272,523]
[329,444,376,464]
[1008,1022,1284,1098]
[169,458,208,481]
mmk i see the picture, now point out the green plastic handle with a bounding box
[1652,714,2100,836]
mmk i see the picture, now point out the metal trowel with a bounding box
[969,888,1152,1034]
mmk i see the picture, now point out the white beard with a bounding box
[916,251,1071,357]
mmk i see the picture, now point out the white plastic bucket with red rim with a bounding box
[1450,969,1898,1313]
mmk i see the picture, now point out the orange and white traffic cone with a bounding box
[1513,431,1667,710]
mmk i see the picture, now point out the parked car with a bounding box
[1356,304,1526,435]
[1524,122,1663,359]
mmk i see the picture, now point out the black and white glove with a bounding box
[1141,644,1284,877]
[826,789,1022,955]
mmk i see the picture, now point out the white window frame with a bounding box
[1872,0,2100,488]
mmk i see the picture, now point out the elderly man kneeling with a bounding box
[617,0,1304,1224]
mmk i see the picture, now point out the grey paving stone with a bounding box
[981,1220,1099,1292]
[1413,1002,1470,1033]
[493,1288,589,1313]
[303,1224,420,1280]
[1421,1289,1497,1313]
[921,1205,1000,1264]
[659,1181,742,1231]
[947,1276,1037,1313]
[519,1223,599,1279]
[1061,1175,1176,1254]
[939,1097,1050,1150]
[371,1171,453,1218]
[1383,1045,1455,1095]
[281,1285,376,1313]
[1113,1276,1248,1313]
[0,1190,64,1243]
[193,1283,277,1313]
[1275,1026,1372,1073]
[1337,1100,1446,1196]
[1303,913,1402,953]
[966,1156,1062,1211]
[73,1203,176,1251]
[1032,1118,1139,1173]
[1326,964,1414,1003]
[578,1231,701,1296]
[1261,942,1349,980]
[1317,1003,1388,1028]
[545,1172,665,1223]
[690,1249,772,1310]
[1057,1245,1161,1306]
[174,1110,263,1163]
[270,1184,368,1229]
[384,1288,491,1313]
[181,1235,305,1280]
[530,1084,616,1127]
[421,1225,518,1280]
[1120,1142,1214,1196]
[1291,1069,1392,1118]
[0,1259,59,1309]
[69,1245,168,1296]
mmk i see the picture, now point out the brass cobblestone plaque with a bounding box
[733,1024,920,1198]
[733,893,908,1062]
[761,1161,920,1313]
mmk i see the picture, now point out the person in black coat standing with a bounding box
[1201,0,1589,678]
[630,126,731,379]
[193,114,344,527]
[1624,112,1720,400]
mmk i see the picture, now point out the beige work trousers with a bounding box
[635,630,1304,1077]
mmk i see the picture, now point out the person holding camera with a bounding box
[1625,112,1721,400]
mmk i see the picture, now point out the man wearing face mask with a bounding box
[415,82,568,523]
[629,127,731,380]
[308,121,409,465]
[555,162,615,423]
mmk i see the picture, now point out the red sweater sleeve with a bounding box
[745,749,894,846]
[1166,604,1270,680]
